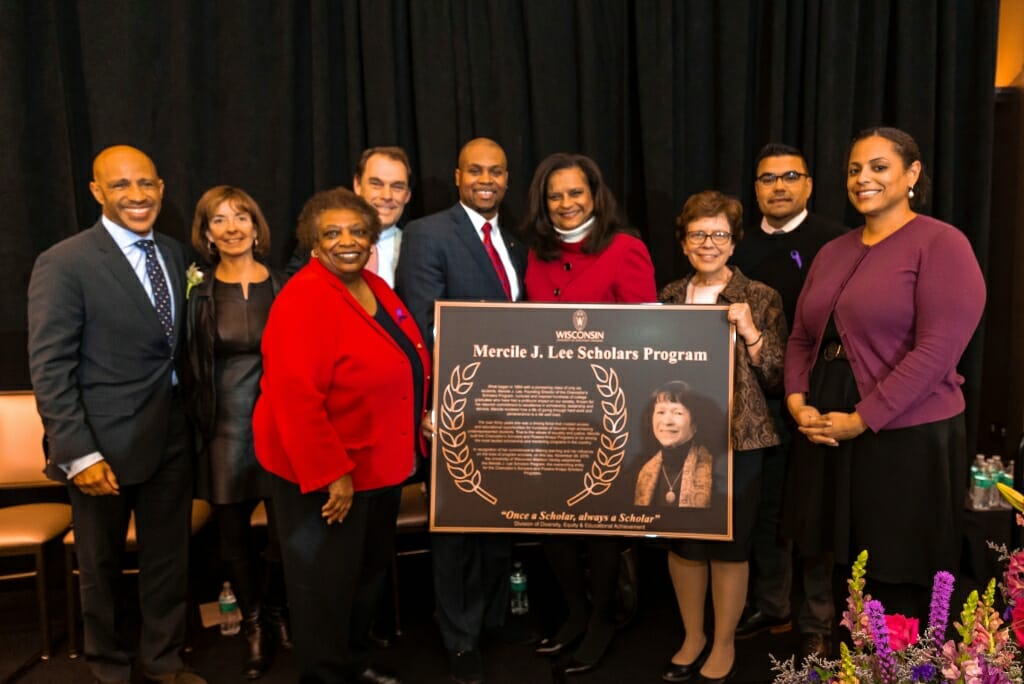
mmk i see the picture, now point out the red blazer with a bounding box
[253,260,431,493]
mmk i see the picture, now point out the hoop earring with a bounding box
[908,186,915,199]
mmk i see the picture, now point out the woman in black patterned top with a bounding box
[657,190,786,683]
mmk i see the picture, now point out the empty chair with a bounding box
[0,390,74,667]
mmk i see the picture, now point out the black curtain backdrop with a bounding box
[0,0,1000,445]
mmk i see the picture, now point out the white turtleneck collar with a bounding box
[554,216,596,244]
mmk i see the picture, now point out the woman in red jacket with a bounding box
[253,188,430,683]
[522,153,657,678]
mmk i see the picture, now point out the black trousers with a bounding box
[272,475,401,683]
[543,537,621,661]
[213,498,285,616]
[431,533,511,653]
[67,402,192,683]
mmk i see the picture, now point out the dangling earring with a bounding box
[208,241,216,253]
[908,185,915,199]
[254,237,259,248]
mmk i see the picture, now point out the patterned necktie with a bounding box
[136,239,174,345]
[481,222,512,300]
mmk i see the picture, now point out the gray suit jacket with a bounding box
[27,221,187,484]
[395,203,527,350]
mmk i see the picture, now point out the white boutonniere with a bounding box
[185,263,204,299]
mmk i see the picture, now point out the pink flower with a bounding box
[884,613,919,651]
[1011,602,1024,646]
[1006,551,1024,600]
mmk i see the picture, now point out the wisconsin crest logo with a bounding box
[555,309,604,342]
[573,309,588,332]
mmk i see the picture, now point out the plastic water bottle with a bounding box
[989,456,1005,509]
[973,470,993,510]
[509,562,529,615]
[219,581,241,635]
[966,454,991,507]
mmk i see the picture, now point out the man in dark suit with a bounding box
[730,143,847,659]
[395,138,526,684]
[28,146,204,684]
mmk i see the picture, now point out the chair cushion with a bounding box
[396,483,428,530]
[0,503,72,548]
[250,500,268,527]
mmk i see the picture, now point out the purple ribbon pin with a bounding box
[790,250,803,270]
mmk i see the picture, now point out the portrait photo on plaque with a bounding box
[430,302,734,540]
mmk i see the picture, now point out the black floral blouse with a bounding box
[659,267,787,451]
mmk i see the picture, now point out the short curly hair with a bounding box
[675,190,744,245]
[295,187,382,251]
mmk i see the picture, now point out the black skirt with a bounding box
[670,447,763,562]
[781,336,966,587]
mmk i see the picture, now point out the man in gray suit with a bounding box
[396,138,527,684]
[28,145,204,684]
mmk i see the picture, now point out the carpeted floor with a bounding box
[4,520,1003,679]
[0,537,994,684]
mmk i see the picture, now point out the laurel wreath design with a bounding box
[567,364,628,506]
[438,362,497,505]
[438,361,627,508]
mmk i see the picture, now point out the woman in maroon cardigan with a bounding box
[522,153,657,678]
[253,187,430,683]
[784,127,985,619]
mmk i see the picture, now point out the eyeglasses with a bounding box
[756,171,810,186]
[685,231,733,246]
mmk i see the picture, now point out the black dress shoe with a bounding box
[800,632,832,660]
[353,665,401,684]
[552,656,598,678]
[535,633,582,656]
[662,642,710,682]
[448,649,483,684]
[735,610,792,639]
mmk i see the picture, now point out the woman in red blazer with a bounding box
[522,153,657,678]
[253,187,430,683]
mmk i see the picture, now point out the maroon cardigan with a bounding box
[785,215,985,431]
[253,259,431,493]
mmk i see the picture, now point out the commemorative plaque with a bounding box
[430,302,734,539]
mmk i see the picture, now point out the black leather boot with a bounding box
[265,605,293,651]
[242,611,271,679]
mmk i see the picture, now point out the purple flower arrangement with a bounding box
[771,549,1023,684]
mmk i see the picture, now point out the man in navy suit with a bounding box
[396,138,527,684]
[28,146,204,684]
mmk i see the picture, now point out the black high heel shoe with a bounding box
[661,641,710,682]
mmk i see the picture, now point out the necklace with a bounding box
[660,465,683,504]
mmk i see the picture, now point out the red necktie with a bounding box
[482,222,512,300]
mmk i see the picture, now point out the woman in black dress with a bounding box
[184,186,289,679]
